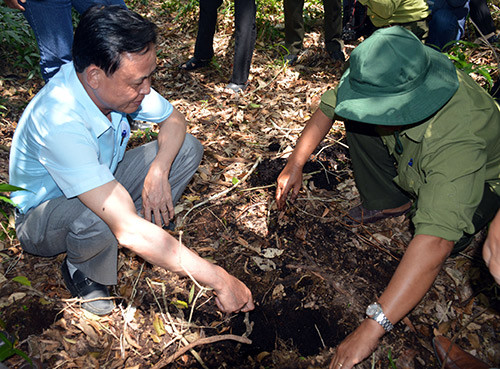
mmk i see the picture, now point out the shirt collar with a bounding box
[65,62,117,137]
[400,119,430,143]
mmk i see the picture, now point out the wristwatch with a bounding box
[366,302,394,332]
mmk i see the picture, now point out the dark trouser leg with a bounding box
[468,0,496,36]
[231,0,256,84]
[194,0,223,60]
[345,121,410,210]
[323,0,343,53]
[284,0,305,55]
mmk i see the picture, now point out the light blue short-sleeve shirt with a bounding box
[9,62,173,214]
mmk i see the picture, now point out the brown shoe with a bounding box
[433,336,490,369]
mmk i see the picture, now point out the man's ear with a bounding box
[85,65,105,89]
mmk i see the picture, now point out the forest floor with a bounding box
[0,2,499,368]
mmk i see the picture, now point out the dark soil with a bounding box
[1,2,499,368]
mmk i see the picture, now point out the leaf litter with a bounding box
[0,2,499,368]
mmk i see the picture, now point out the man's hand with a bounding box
[213,268,255,313]
[142,163,174,226]
[4,0,26,11]
[329,319,384,369]
[484,209,500,284]
[276,163,303,210]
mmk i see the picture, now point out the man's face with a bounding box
[93,46,157,115]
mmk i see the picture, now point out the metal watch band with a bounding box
[373,312,394,332]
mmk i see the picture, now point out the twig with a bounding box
[151,334,252,369]
[180,157,262,226]
[469,18,500,66]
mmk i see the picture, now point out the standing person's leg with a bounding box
[323,0,345,61]
[284,0,305,56]
[22,0,74,81]
[345,121,410,211]
[194,0,224,61]
[469,0,496,37]
[229,0,256,86]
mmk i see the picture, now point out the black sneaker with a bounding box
[61,258,114,315]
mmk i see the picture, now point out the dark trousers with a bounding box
[284,0,343,55]
[194,0,256,85]
[469,0,496,36]
[345,121,500,235]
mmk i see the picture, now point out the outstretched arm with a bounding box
[79,180,254,313]
[484,209,500,284]
[329,234,453,369]
[276,109,334,209]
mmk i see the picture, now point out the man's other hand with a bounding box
[142,164,174,226]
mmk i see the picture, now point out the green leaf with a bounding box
[232,177,240,185]
[12,276,31,287]
[0,184,26,192]
[171,299,188,309]
[188,284,195,304]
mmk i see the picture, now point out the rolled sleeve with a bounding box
[412,142,487,241]
[319,89,338,120]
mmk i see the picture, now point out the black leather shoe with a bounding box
[61,258,114,315]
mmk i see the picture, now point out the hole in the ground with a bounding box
[231,300,345,357]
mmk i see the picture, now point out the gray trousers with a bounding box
[15,134,203,285]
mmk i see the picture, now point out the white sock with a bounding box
[66,259,78,278]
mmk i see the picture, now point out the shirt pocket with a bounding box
[394,161,423,196]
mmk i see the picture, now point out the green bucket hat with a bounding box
[334,26,459,126]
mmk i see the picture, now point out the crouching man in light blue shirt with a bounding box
[9,5,254,316]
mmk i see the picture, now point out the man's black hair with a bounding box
[73,5,157,75]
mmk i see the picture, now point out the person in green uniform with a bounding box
[360,0,431,39]
[275,26,500,368]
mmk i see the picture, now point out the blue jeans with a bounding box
[21,0,126,81]
[426,0,470,50]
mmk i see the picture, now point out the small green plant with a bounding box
[387,348,397,369]
[0,6,40,79]
[445,41,497,91]
[0,331,33,367]
[0,184,25,244]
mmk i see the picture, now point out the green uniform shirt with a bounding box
[320,70,500,242]
[358,0,430,27]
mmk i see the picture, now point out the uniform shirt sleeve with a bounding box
[358,0,402,19]
[412,138,486,242]
[319,89,338,119]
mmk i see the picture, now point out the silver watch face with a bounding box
[366,302,381,317]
